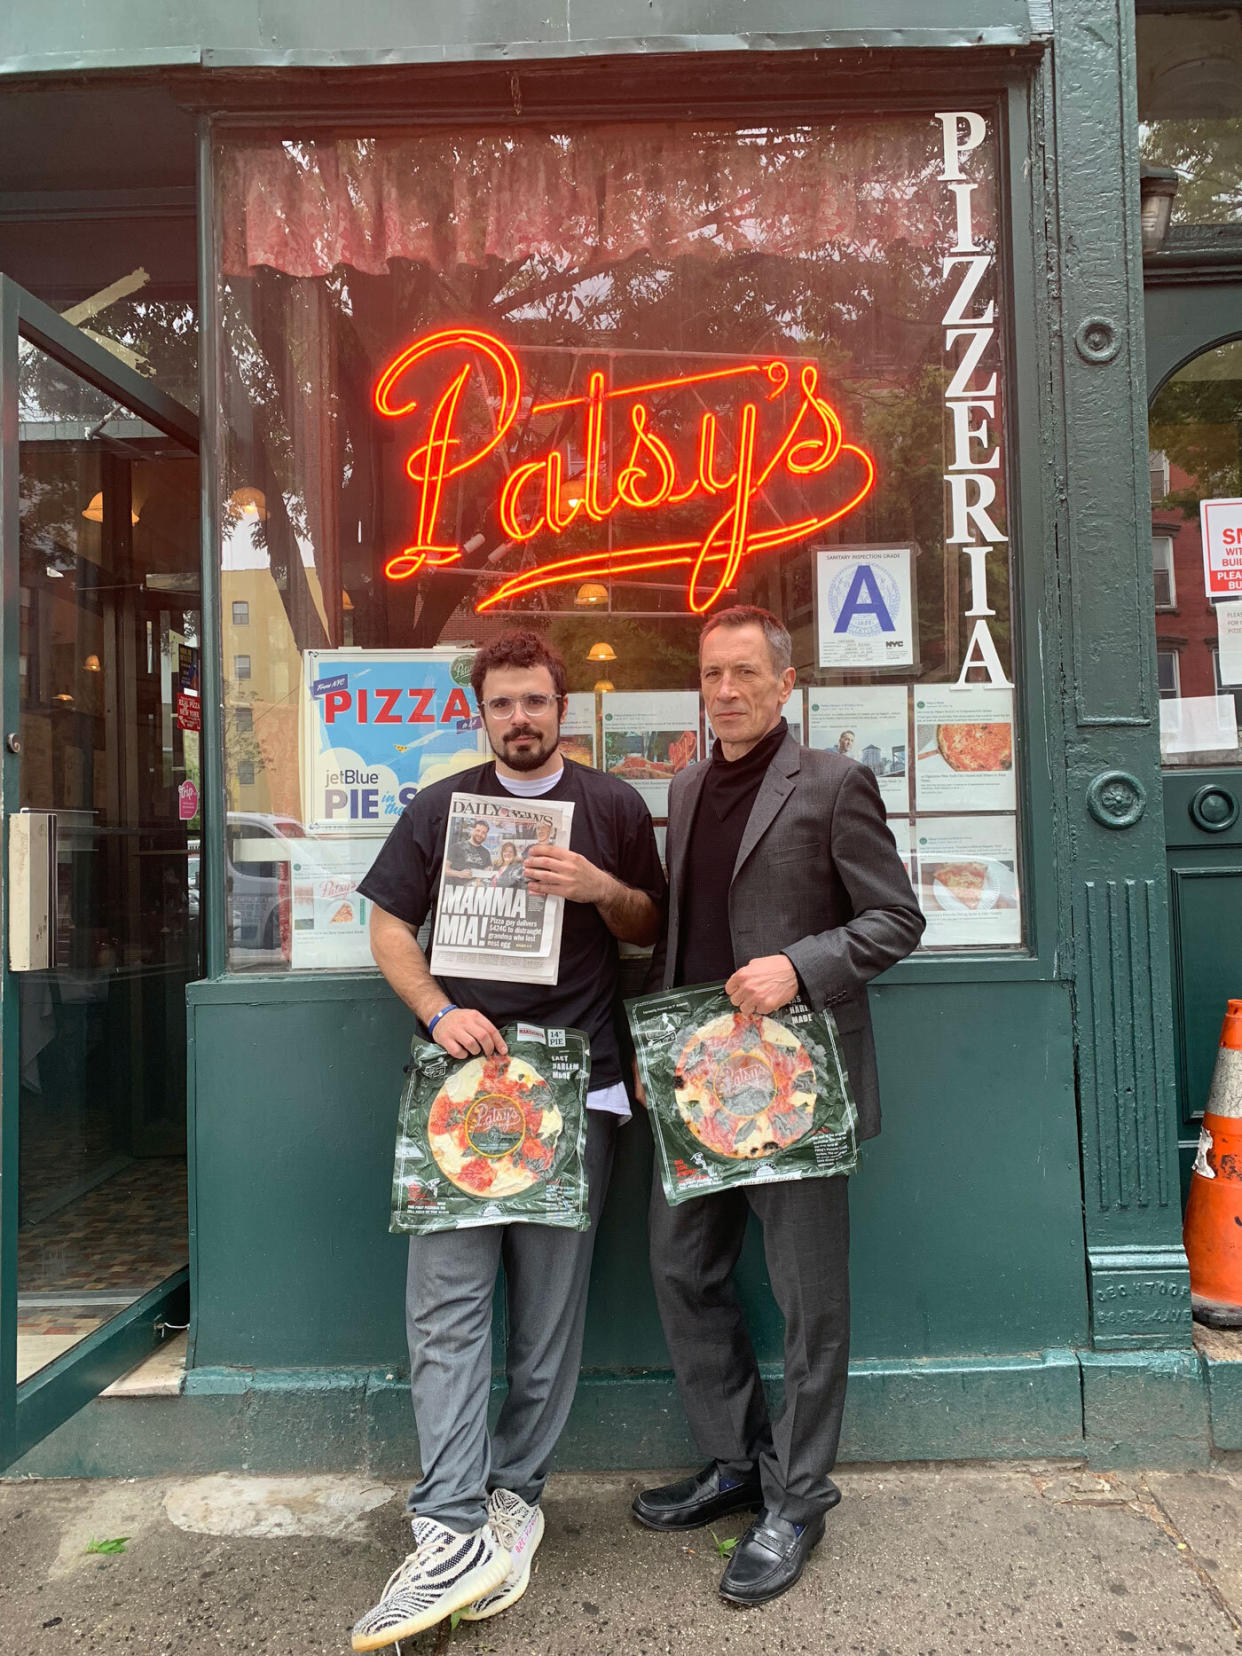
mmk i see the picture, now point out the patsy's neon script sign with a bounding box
[374,328,876,614]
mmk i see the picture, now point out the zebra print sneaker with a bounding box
[460,1489,545,1621]
[350,1516,509,1651]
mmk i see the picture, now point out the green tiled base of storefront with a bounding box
[14,1346,1242,1480]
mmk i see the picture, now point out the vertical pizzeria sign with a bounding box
[936,110,1013,690]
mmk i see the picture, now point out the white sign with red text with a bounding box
[1201,498,1242,598]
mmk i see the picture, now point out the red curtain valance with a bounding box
[218,124,964,278]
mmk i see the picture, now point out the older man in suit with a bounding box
[633,604,925,1607]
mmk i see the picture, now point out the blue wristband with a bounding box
[427,1004,458,1036]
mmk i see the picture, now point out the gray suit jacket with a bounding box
[657,731,925,1140]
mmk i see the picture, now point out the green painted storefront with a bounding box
[2,0,1240,1475]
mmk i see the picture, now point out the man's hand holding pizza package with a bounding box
[631,606,925,1610]
[350,632,664,1652]
[724,952,799,1017]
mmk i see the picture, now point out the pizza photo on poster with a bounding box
[914,687,1015,812]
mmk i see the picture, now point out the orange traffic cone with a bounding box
[1184,998,1242,1328]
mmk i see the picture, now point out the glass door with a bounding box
[1146,331,1242,1196]
[0,277,201,1467]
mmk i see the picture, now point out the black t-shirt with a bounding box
[357,760,667,1089]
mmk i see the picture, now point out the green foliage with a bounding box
[85,1537,129,1555]
[1149,342,1242,519]
[1140,118,1242,227]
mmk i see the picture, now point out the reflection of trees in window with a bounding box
[1140,120,1242,227]
[217,120,1010,692]
[1148,342,1242,518]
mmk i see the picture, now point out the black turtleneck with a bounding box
[675,718,790,987]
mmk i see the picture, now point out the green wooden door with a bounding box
[1144,289,1242,1196]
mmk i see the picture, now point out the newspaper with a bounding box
[429,792,575,985]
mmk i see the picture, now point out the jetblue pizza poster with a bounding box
[302,649,488,834]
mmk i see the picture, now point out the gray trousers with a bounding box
[649,1170,850,1527]
[405,1112,617,1532]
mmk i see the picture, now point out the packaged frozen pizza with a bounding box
[626,983,859,1206]
[390,1023,591,1235]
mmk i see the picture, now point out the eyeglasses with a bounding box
[482,693,560,720]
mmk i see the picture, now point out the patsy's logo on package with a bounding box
[713,1052,776,1118]
[465,1096,526,1158]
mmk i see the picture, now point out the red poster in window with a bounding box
[375,328,876,615]
[177,692,201,732]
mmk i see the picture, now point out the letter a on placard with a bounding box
[955,619,1013,687]
[834,563,896,634]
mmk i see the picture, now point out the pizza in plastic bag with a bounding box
[628,984,859,1205]
[391,1022,590,1234]
[674,1011,816,1159]
[427,1053,562,1198]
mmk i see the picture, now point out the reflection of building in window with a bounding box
[1149,449,1170,503]
[234,654,252,680]
[1157,646,1181,698]
[1152,534,1177,609]
[238,760,256,786]
[232,600,250,625]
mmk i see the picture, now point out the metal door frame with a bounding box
[0,275,198,1469]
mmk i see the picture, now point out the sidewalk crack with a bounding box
[1137,1476,1242,1644]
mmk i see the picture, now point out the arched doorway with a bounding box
[1144,324,1242,1191]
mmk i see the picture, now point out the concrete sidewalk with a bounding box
[3,1461,1242,1655]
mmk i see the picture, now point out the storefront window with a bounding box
[213,112,1021,968]
[1138,10,1242,234]
[1148,338,1242,767]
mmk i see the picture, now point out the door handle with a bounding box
[8,810,57,971]
[1189,784,1239,834]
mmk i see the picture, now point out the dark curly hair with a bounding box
[469,630,569,705]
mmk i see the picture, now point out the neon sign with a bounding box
[374,328,876,614]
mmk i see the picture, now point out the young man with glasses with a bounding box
[351,630,665,1650]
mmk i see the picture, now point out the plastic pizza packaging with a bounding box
[626,983,859,1206]
[390,1023,592,1235]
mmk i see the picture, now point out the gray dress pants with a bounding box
[405,1111,617,1533]
[649,1170,850,1527]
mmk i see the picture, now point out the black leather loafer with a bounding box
[632,1462,763,1531]
[718,1507,828,1606]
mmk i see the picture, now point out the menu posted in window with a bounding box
[889,816,913,882]
[601,692,700,815]
[560,693,598,767]
[807,685,909,813]
[289,840,379,970]
[914,816,1021,948]
[914,687,1015,812]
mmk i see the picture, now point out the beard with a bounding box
[490,721,561,773]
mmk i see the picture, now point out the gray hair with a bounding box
[698,604,792,674]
